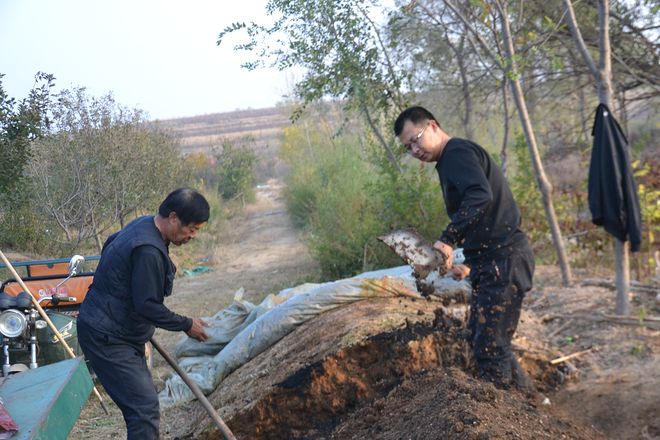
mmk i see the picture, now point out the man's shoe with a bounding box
[511,356,536,395]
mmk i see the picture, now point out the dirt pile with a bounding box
[168,296,603,440]
[326,368,600,440]
[224,309,468,439]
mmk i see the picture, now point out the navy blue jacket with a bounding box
[79,216,191,344]
[588,104,642,252]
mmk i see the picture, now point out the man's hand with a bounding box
[449,264,471,280]
[433,240,453,272]
[186,318,209,342]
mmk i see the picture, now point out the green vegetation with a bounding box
[634,161,660,272]
[0,85,190,254]
[215,139,257,203]
[281,115,446,279]
[282,112,659,280]
[0,72,54,197]
[3,1,658,282]
[0,79,253,269]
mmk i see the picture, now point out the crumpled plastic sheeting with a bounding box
[159,266,467,406]
[175,288,272,358]
[174,283,324,359]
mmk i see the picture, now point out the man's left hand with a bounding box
[449,264,471,280]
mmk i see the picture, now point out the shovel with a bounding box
[149,337,237,440]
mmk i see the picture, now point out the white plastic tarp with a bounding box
[159,265,470,406]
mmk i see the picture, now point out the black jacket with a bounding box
[79,215,191,344]
[588,104,642,252]
[436,138,527,262]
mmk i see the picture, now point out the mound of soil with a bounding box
[167,295,603,440]
[327,368,600,440]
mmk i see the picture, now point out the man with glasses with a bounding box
[394,106,535,391]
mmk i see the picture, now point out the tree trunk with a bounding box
[599,0,630,316]
[500,76,510,174]
[362,106,403,174]
[564,0,629,314]
[497,1,574,286]
[455,35,475,139]
[596,0,614,107]
[614,239,630,315]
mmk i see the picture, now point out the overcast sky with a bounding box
[0,0,293,120]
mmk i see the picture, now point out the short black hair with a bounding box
[159,188,210,225]
[393,106,438,136]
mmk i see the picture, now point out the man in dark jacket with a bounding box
[394,106,535,389]
[78,188,210,440]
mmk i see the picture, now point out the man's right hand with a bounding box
[186,318,209,342]
[433,240,453,272]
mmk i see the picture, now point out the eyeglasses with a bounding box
[404,122,428,152]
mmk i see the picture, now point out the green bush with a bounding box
[0,195,50,253]
[281,122,447,280]
[216,140,256,202]
[280,126,321,228]
[281,124,378,278]
[1,87,193,254]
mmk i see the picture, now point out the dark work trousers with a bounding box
[467,243,535,386]
[77,320,159,440]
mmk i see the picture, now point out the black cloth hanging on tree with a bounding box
[588,103,642,252]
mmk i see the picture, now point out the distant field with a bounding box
[153,106,293,155]
[152,106,294,179]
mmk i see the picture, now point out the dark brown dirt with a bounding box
[171,298,603,440]
[328,368,601,440]
[222,309,469,440]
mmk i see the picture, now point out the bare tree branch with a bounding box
[563,0,600,79]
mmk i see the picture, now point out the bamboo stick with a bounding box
[550,348,593,365]
[0,249,109,414]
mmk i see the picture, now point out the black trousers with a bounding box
[77,320,159,440]
[467,243,535,386]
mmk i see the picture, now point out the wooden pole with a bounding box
[150,337,237,440]
[0,249,109,415]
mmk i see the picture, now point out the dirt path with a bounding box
[71,178,318,439]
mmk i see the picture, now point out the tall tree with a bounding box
[28,88,187,251]
[217,0,411,172]
[563,0,632,314]
[441,0,574,285]
[0,72,54,198]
